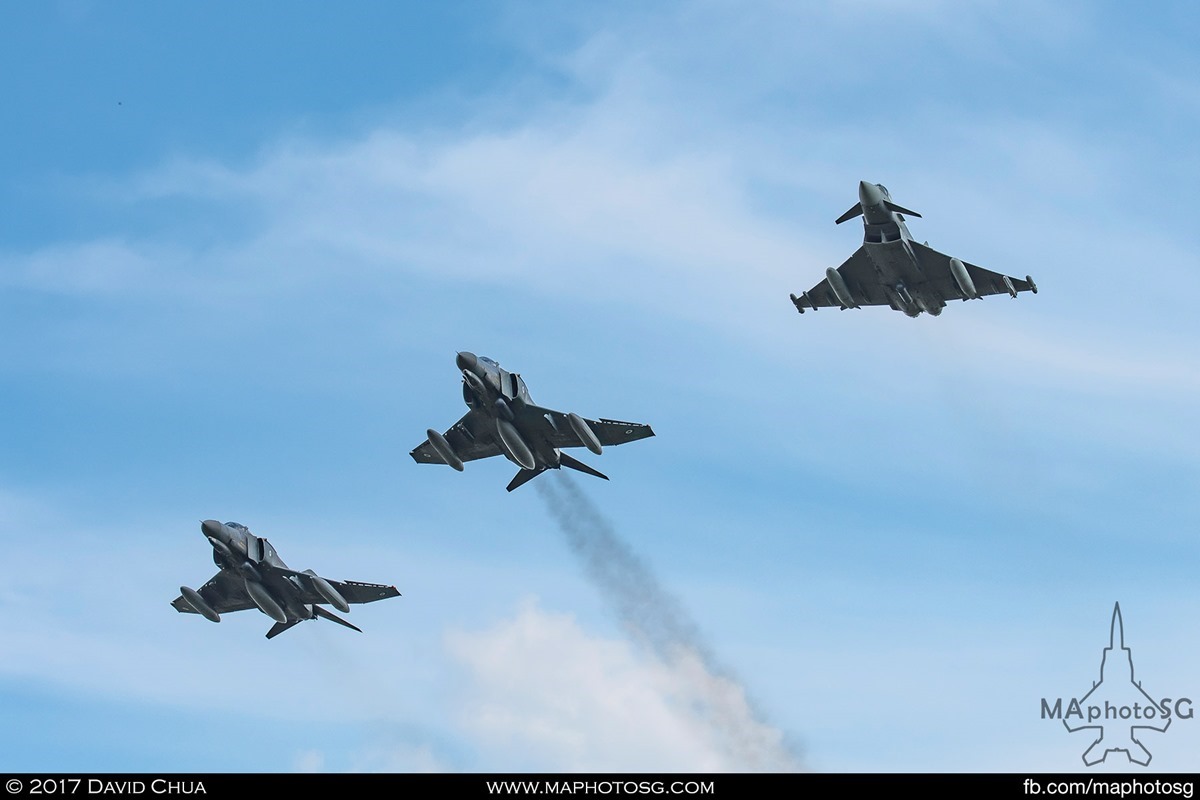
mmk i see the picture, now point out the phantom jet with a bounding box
[790,181,1037,317]
[411,352,654,491]
[172,519,400,639]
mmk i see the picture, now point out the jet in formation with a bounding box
[790,181,1037,317]
[172,519,400,639]
[412,352,654,491]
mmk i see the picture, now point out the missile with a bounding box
[949,257,978,299]
[310,575,350,613]
[461,368,488,398]
[245,579,287,623]
[426,428,465,471]
[567,412,603,455]
[496,419,536,470]
[207,535,234,562]
[1002,275,1017,298]
[179,586,220,623]
[826,267,858,309]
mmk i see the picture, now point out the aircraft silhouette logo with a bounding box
[1041,603,1192,766]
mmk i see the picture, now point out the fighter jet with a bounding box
[411,352,654,491]
[790,181,1037,317]
[172,519,400,639]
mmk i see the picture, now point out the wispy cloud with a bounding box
[536,473,800,771]
[447,599,794,772]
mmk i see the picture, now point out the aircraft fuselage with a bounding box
[791,180,1035,318]
[202,519,314,623]
[456,351,563,470]
[856,182,945,317]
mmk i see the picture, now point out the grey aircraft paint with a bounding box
[411,352,654,491]
[791,181,1037,317]
[171,520,400,638]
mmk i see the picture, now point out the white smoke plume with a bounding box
[535,472,801,771]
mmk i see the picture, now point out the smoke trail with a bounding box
[535,472,801,772]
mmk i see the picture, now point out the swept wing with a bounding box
[908,241,1037,300]
[411,410,503,466]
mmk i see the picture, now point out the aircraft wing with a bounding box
[795,246,894,309]
[259,564,401,606]
[171,569,257,615]
[410,410,503,466]
[522,405,655,449]
[909,241,1036,299]
[326,579,401,605]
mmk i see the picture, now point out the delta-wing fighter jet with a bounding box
[411,352,654,491]
[790,181,1037,317]
[172,520,400,639]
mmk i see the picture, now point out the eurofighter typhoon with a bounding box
[411,352,654,491]
[172,520,400,638]
[790,181,1037,317]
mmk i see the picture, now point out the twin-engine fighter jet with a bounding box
[791,181,1037,317]
[411,352,654,491]
[172,520,400,639]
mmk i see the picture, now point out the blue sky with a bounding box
[2,0,1199,773]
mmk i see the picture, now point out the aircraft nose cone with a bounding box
[858,180,883,207]
[456,351,478,373]
[201,519,225,539]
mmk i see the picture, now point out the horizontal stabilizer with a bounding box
[506,467,547,492]
[884,200,921,218]
[835,204,863,224]
[314,605,363,633]
[265,619,303,639]
[559,452,609,482]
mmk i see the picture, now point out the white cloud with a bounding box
[5,2,1200,775]
[293,750,325,773]
[446,599,798,772]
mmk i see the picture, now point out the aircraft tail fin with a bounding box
[313,605,363,633]
[265,619,303,639]
[505,455,612,491]
[835,204,863,224]
[558,452,610,482]
[506,467,547,492]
